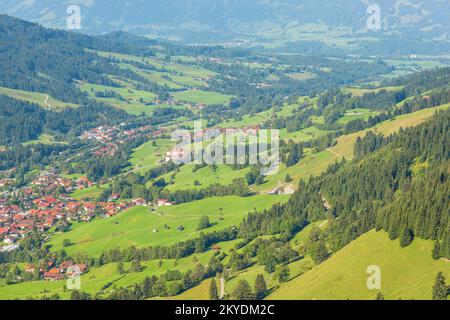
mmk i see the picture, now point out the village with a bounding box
[0,168,180,282]
[80,123,167,156]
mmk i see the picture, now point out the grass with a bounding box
[48,195,289,257]
[253,150,339,194]
[286,72,316,81]
[161,164,251,191]
[22,134,67,146]
[330,103,450,160]
[128,139,175,173]
[164,222,323,300]
[96,50,216,79]
[280,126,330,143]
[171,89,233,106]
[0,86,78,110]
[337,108,381,125]
[78,82,157,115]
[268,230,450,300]
[0,239,241,300]
[70,186,104,200]
[342,86,403,97]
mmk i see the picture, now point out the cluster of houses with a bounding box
[0,166,180,251]
[80,124,166,156]
[24,261,88,281]
[0,171,137,247]
[0,194,134,246]
[31,171,94,193]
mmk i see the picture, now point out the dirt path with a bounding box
[44,94,52,110]
[326,148,341,158]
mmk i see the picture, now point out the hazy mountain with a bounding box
[1,0,450,54]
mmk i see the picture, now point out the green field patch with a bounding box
[330,103,450,160]
[78,82,157,115]
[71,186,104,200]
[48,195,289,257]
[285,72,316,81]
[268,230,450,300]
[0,86,78,110]
[128,139,175,173]
[280,126,330,143]
[171,89,233,106]
[161,164,251,191]
[337,108,381,124]
[22,134,66,146]
[254,150,339,194]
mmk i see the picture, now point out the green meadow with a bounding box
[160,164,251,191]
[0,239,240,300]
[78,82,157,115]
[330,103,450,160]
[269,230,450,300]
[128,139,175,173]
[71,186,105,200]
[0,86,78,110]
[171,89,233,105]
[48,195,289,257]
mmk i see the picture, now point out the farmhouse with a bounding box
[157,199,174,207]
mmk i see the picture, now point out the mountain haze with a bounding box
[1,0,450,54]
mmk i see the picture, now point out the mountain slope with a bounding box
[268,230,450,300]
[1,1,450,54]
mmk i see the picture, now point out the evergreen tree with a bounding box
[432,241,442,260]
[233,279,254,300]
[254,274,267,300]
[399,225,414,247]
[209,279,219,300]
[432,272,448,300]
[312,241,329,264]
[285,174,293,183]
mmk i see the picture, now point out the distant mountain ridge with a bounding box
[1,0,450,54]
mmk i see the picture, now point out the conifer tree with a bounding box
[209,279,219,300]
[399,225,414,247]
[254,274,268,300]
[432,241,442,260]
[432,272,448,300]
[233,279,254,300]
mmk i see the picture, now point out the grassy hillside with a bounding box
[48,195,289,257]
[0,86,78,110]
[128,139,175,173]
[268,230,450,300]
[330,103,450,159]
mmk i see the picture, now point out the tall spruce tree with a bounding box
[233,279,254,300]
[254,274,268,300]
[432,241,442,260]
[399,225,414,247]
[209,279,219,300]
[432,272,448,300]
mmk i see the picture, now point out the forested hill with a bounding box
[239,107,450,260]
[0,14,155,104]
